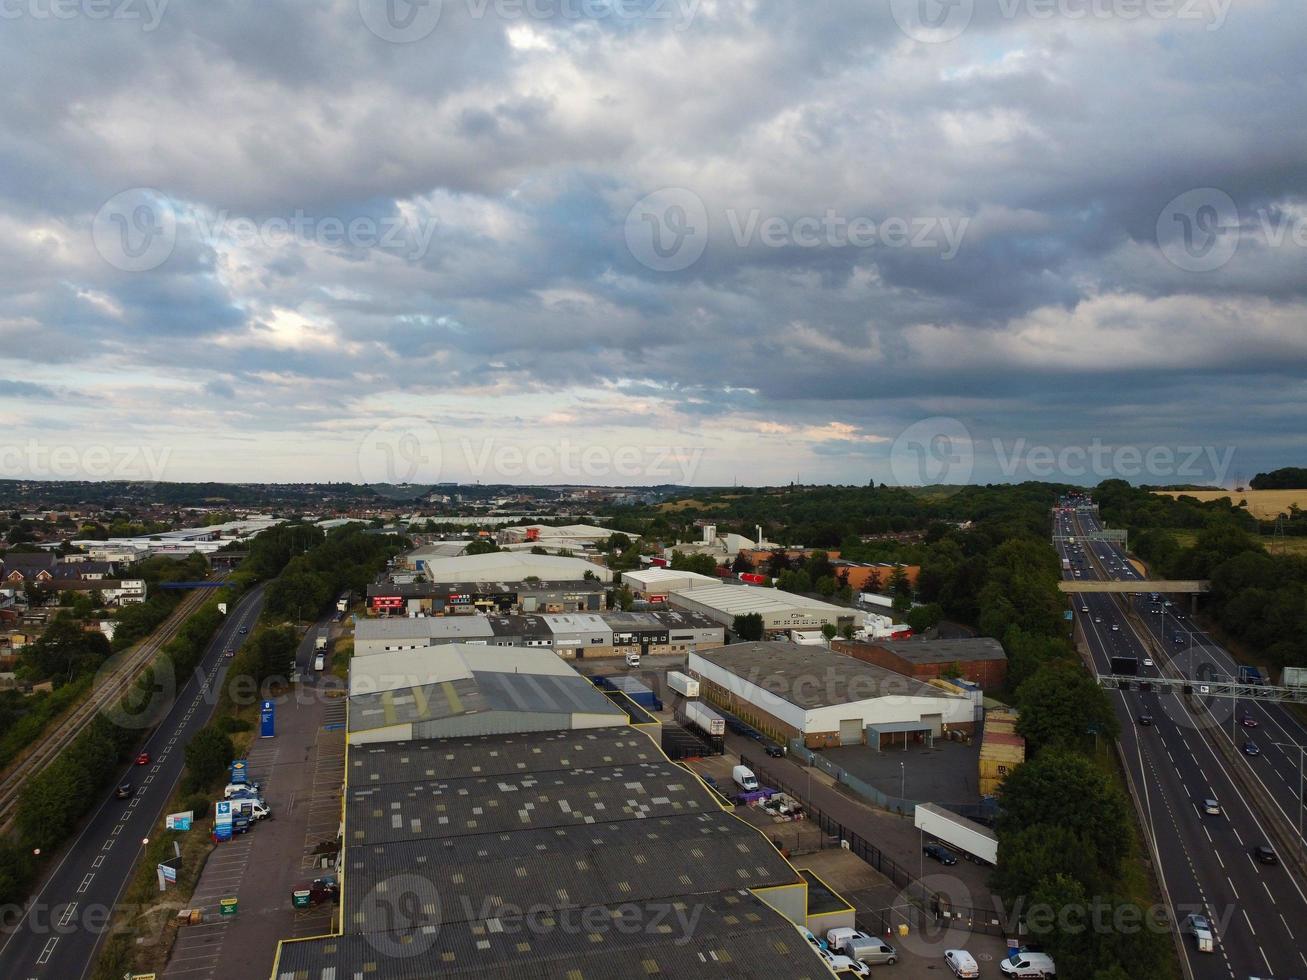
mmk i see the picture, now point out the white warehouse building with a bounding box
[669,583,864,632]
[687,642,976,750]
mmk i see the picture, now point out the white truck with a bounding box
[315,631,328,651]
[682,701,725,737]
[732,765,759,792]
[1061,558,1071,571]
[914,802,999,866]
[666,671,700,699]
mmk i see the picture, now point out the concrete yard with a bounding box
[823,732,983,808]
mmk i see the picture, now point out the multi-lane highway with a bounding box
[1056,505,1307,980]
[0,584,266,980]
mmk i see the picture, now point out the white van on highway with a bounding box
[313,652,326,671]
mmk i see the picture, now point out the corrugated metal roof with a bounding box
[275,890,829,980]
[346,761,709,846]
[348,729,660,787]
[343,811,799,930]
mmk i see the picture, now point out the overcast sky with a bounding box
[0,0,1302,488]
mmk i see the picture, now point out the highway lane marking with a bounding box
[58,904,77,928]
[76,874,94,894]
[111,824,123,835]
[1280,912,1292,937]
[91,856,104,868]
[1227,877,1239,899]
[36,937,57,964]
[101,839,113,850]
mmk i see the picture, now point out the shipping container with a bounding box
[666,671,700,699]
[915,802,998,865]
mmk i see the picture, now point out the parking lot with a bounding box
[162,634,346,978]
[823,733,984,808]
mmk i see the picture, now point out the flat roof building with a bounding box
[833,636,1008,689]
[688,641,975,749]
[402,550,613,584]
[272,725,827,979]
[669,582,864,632]
[347,645,627,743]
[622,566,721,599]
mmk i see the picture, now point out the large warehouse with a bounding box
[403,550,613,584]
[669,582,864,632]
[688,642,975,749]
[832,636,1008,689]
[622,566,721,600]
[347,644,628,743]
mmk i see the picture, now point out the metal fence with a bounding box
[743,753,1012,939]
[786,741,917,816]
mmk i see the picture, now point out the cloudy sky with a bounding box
[0,0,1303,488]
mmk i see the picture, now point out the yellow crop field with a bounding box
[1154,489,1307,520]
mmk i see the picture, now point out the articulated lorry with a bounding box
[914,802,998,866]
[681,700,725,737]
[666,671,700,699]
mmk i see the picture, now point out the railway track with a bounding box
[0,586,211,832]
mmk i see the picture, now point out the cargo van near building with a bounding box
[732,765,759,792]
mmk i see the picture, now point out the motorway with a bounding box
[1056,505,1307,980]
[0,584,266,980]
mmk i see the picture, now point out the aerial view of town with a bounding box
[0,2,1304,979]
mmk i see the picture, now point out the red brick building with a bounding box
[830,636,1007,690]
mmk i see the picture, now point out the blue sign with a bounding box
[260,700,275,738]
[230,759,249,784]
[214,800,232,841]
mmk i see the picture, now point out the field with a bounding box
[1154,488,1307,519]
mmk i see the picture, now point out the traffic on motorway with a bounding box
[1057,504,1307,980]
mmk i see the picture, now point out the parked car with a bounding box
[224,781,262,799]
[924,843,958,866]
[796,927,828,953]
[1182,913,1215,952]
[135,751,151,765]
[945,949,980,978]
[1253,844,1278,865]
[818,949,869,977]
[114,782,133,799]
[764,744,785,758]
[826,928,897,965]
[1000,950,1057,977]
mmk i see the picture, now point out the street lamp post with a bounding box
[900,761,905,800]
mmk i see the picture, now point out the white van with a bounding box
[624,651,641,668]
[732,765,759,792]
[313,652,326,671]
[1000,950,1056,977]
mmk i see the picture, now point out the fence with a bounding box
[786,740,917,816]
[743,753,1013,938]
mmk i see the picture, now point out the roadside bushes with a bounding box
[181,725,234,796]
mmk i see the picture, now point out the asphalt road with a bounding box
[0,584,266,980]
[1057,507,1307,980]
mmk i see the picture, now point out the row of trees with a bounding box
[1099,480,1307,670]
[260,525,409,623]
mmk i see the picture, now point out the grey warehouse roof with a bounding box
[877,636,1008,664]
[696,641,953,709]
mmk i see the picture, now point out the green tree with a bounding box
[821,623,837,641]
[905,603,942,634]
[997,749,1129,882]
[670,550,718,576]
[464,538,500,556]
[732,613,764,641]
[182,725,235,794]
[1014,662,1120,754]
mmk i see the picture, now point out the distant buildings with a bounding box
[69,515,281,559]
[832,636,1008,690]
[667,582,864,633]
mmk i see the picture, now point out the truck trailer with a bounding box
[681,700,725,737]
[914,802,999,866]
[666,671,700,699]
